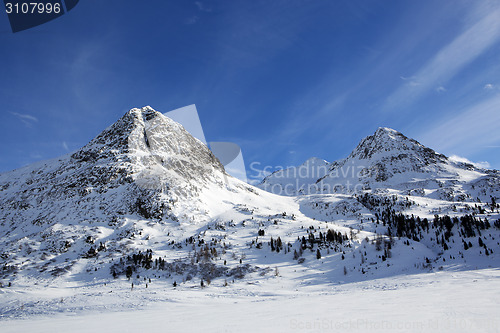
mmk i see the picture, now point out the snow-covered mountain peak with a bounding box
[72,106,161,159]
[0,106,231,233]
[347,127,442,162]
[375,126,399,135]
[325,127,468,185]
[72,106,225,183]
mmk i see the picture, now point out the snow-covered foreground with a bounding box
[2,268,499,333]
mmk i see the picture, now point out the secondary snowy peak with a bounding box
[259,127,496,198]
[259,157,329,195]
[327,127,452,184]
[286,157,329,176]
[347,127,445,164]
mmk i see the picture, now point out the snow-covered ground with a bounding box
[2,268,499,333]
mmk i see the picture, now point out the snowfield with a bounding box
[1,268,500,333]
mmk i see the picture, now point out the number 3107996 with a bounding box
[5,2,61,14]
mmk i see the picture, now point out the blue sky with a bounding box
[1,0,500,182]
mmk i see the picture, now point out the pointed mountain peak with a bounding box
[71,106,225,185]
[374,127,404,138]
[71,106,165,162]
[372,127,408,141]
[375,126,398,133]
[333,127,450,183]
[349,127,437,161]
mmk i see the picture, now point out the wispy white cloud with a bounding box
[184,2,211,25]
[419,94,500,155]
[62,141,69,151]
[10,112,38,127]
[436,86,446,93]
[385,7,500,110]
[195,1,212,12]
[185,16,199,25]
[483,83,500,91]
[449,155,491,169]
[275,93,347,144]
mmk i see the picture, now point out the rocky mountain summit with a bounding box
[0,107,226,227]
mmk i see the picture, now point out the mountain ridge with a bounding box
[259,127,498,199]
[0,111,499,298]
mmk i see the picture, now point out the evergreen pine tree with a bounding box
[126,266,133,280]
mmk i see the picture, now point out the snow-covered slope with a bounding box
[0,106,266,279]
[0,106,315,284]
